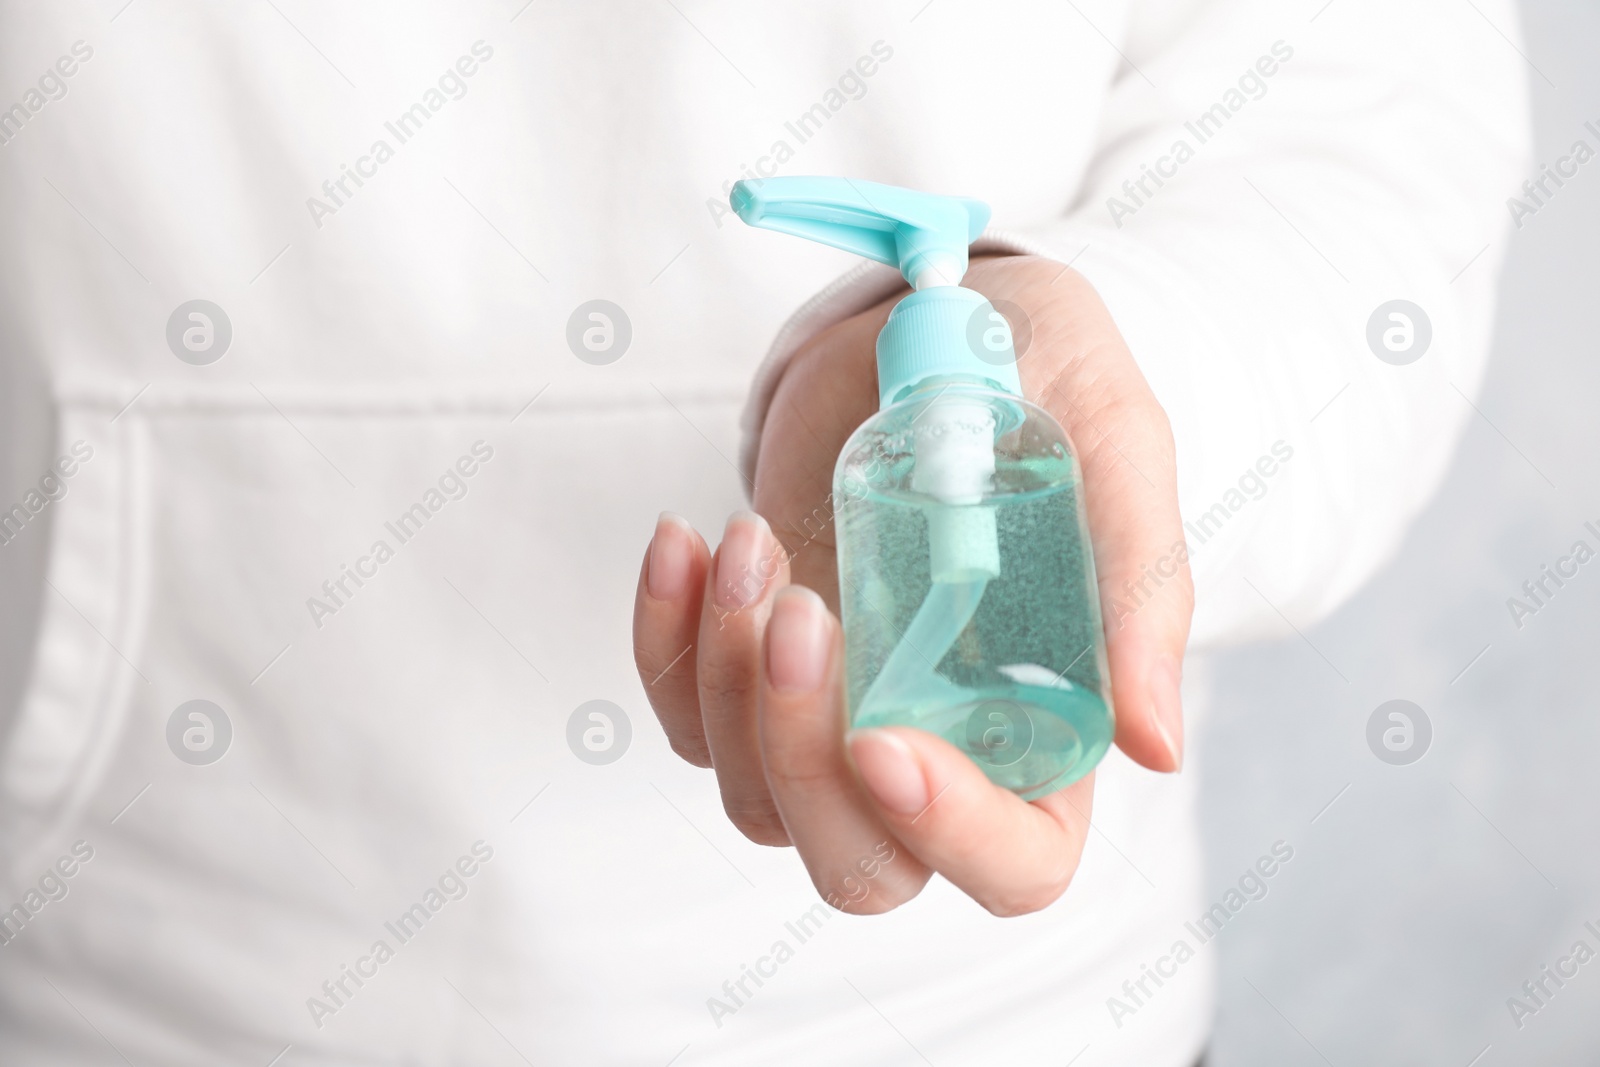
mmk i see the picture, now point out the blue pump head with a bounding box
[730,177,1022,408]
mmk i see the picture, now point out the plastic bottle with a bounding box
[732,177,1111,799]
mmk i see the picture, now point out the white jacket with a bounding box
[0,1,1526,1064]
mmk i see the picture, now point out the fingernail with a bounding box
[766,586,828,692]
[647,512,693,601]
[1150,654,1184,772]
[847,729,929,816]
[716,510,775,610]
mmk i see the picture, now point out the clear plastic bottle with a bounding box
[732,175,1113,799]
[834,378,1111,799]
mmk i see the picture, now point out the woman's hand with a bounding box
[633,255,1192,915]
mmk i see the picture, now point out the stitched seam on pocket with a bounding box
[1,412,149,866]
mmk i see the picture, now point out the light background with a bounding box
[1205,2,1600,1063]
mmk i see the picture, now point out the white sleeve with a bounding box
[740,0,1531,650]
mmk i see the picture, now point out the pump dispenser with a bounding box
[734,177,1112,799]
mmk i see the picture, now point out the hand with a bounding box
[633,255,1192,915]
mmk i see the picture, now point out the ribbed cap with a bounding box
[876,286,1023,408]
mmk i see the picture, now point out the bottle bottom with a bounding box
[854,682,1113,800]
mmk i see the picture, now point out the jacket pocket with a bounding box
[1,405,150,860]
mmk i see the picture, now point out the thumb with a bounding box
[1046,357,1192,774]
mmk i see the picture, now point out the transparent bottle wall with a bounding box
[835,385,1113,799]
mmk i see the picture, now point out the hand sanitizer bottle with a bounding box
[732,177,1112,799]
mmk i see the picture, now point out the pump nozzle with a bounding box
[730,177,988,291]
[731,177,1021,408]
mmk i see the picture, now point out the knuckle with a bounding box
[816,847,921,914]
[723,802,790,847]
[1169,576,1197,616]
[634,642,692,686]
[1081,396,1170,470]
[759,741,841,793]
[980,871,1074,918]
[820,881,917,915]
[669,737,713,769]
[697,658,757,711]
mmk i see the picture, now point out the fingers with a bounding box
[696,511,793,845]
[759,587,932,912]
[633,512,713,766]
[968,257,1193,773]
[847,725,1094,917]
[642,511,1094,917]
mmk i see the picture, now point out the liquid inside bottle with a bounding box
[835,382,1112,800]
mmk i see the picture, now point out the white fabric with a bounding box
[0,1,1525,1064]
